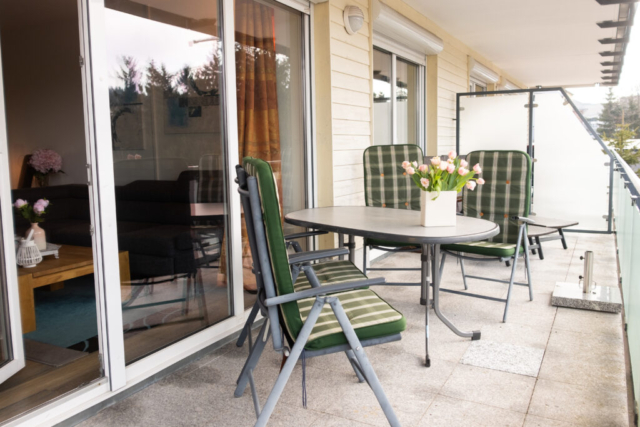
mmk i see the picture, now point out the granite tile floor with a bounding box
[80,233,630,427]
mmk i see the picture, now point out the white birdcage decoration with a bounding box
[16,231,42,268]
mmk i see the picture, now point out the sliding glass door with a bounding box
[0,0,106,420]
[102,0,232,365]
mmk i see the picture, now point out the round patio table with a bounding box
[285,206,500,367]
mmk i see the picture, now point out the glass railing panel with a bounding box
[627,207,640,403]
[533,92,610,231]
[458,93,530,154]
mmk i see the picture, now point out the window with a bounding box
[470,79,487,93]
[373,47,424,147]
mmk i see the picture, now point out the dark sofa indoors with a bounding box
[12,173,202,280]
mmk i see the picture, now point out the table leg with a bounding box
[431,244,481,341]
[348,235,356,264]
[420,247,429,306]
[338,233,345,261]
[422,244,430,367]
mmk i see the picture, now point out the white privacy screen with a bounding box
[459,93,529,155]
[533,92,610,231]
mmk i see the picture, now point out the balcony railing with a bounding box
[613,151,640,408]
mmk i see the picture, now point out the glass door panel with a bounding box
[0,0,104,420]
[373,48,392,145]
[396,58,419,145]
[103,0,231,364]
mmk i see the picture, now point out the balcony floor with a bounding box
[81,232,630,427]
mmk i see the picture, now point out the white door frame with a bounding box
[0,0,315,422]
[0,41,26,385]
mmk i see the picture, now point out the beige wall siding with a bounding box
[314,0,527,224]
[328,0,372,208]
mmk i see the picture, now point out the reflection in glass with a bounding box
[396,58,419,145]
[105,0,230,364]
[373,48,392,145]
[233,0,306,306]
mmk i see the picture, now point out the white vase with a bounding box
[26,223,47,251]
[420,191,457,227]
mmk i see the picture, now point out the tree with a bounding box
[606,124,640,175]
[145,60,174,95]
[598,88,621,138]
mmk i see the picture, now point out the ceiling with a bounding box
[402,0,631,88]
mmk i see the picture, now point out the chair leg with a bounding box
[503,227,525,323]
[535,236,544,260]
[439,252,446,282]
[523,231,534,301]
[345,350,366,383]
[236,301,261,347]
[459,256,468,290]
[329,297,401,427]
[528,237,537,255]
[256,298,325,427]
[235,319,270,397]
[505,260,511,267]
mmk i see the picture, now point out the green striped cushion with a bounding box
[293,260,367,292]
[298,289,406,350]
[363,144,424,210]
[444,240,523,258]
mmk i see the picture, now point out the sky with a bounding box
[570,12,640,106]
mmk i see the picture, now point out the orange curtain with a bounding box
[220,0,282,288]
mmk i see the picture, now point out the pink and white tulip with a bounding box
[402,161,411,169]
[418,164,428,173]
[446,163,456,174]
[466,181,477,190]
[473,163,482,174]
[430,157,441,166]
[406,167,415,175]
[439,162,448,171]
[420,178,429,187]
[477,178,485,185]
[448,150,457,159]
[460,159,468,168]
[412,161,418,168]
[458,167,469,176]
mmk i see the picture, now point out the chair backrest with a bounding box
[363,144,424,210]
[240,157,306,343]
[463,150,532,244]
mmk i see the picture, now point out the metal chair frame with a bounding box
[441,216,534,322]
[234,165,401,427]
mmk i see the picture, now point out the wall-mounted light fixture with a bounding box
[344,5,364,35]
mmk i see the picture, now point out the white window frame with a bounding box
[373,45,426,152]
[1,0,315,424]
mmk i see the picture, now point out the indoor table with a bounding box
[285,206,499,367]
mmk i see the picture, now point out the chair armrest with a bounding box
[288,248,349,264]
[265,277,386,306]
[513,216,536,225]
[285,230,328,240]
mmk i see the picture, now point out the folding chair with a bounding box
[235,158,406,427]
[441,150,535,322]
[362,144,427,300]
